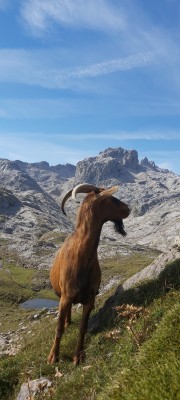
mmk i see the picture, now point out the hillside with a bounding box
[0,253,179,400]
[0,148,180,400]
[0,148,179,266]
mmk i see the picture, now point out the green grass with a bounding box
[39,231,67,245]
[0,264,41,304]
[100,249,157,287]
[0,263,57,332]
[0,256,179,400]
[99,298,180,400]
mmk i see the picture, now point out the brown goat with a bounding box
[48,184,130,365]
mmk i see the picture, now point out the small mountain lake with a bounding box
[20,298,59,310]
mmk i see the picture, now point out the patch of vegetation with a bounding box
[0,263,56,332]
[0,238,23,267]
[36,289,59,301]
[39,231,67,245]
[0,258,179,400]
[0,214,7,222]
[0,265,34,304]
[91,258,180,332]
[33,231,68,257]
[33,247,55,257]
[100,250,156,288]
[99,298,180,400]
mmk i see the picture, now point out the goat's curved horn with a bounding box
[61,189,73,215]
[72,183,102,200]
[61,184,104,215]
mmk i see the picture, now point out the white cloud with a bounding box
[66,52,155,78]
[0,49,155,89]
[21,0,126,35]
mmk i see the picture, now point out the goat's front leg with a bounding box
[73,298,95,366]
[47,298,71,364]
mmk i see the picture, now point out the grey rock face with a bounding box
[17,378,52,400]
[140,157,169,173]
[0,188,21,211]
[99,148,139,169]
[15,159,75,178]
[0,159,71,266]
[0,160,44,192]
[15,159,75,199]
[75,147,139,184]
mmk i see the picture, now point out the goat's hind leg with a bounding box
[47,297,72,364]
[65,303,72,328]
[73,298,95,366]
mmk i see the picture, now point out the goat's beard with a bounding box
[114,219,127,236]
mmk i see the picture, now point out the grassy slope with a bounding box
[99,286,180,400]
[0,255,179,400]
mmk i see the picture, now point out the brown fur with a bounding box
[48,187,130,365]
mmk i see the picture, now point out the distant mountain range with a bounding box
[0,148,179,267]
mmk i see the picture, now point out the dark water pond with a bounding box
[20,298,59,310]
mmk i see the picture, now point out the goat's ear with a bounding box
[99,186,119,199]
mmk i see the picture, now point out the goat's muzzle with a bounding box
[122,205,131,219]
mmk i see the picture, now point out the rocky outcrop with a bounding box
[0,308,59,360]
[117,236,180,290]
[140,157,169,173]
[17,378,52,400]
[0,188,22,212]
[89,238,180,332]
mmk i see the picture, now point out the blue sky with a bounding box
[0,0,180,173]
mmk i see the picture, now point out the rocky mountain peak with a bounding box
[140,157,169,173]
[75,147,139,184]
[0,159,42,192]
[15,160,75,178]
[15,160,50,171]
[75,147,173,185]
[99,147,139,169]
[140,156,156,169]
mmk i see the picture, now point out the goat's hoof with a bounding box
[73,352,85,366]
[73,356,80,366]
[65,321,71,329]
[47,352,59,364]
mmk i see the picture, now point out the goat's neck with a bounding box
[75,213,102,251]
